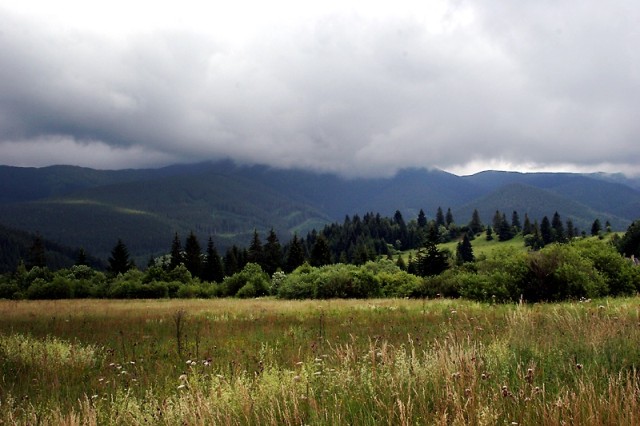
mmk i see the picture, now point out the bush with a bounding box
[221,263,270,297]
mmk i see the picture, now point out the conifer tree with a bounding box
[511,211,521,232]
[247,229,263,265]
[566,218,575,240]
[310,235,332,267]
[286,234,306,272]
[591,219,602,236]
[446,208,454,227]
[522,213,533,236]
[108,239,134,275]
[435,207,445,228]
[417,209,428,228]
[469,209,483,235]
[169,232,183,270]
[184,231,202,278]
[498,213,514,241]
[203,237,224,283]
[551,212,566,243]
[485,225,493,241]
[540,216,553,245]
[456,234,475,264]
[396,254,406,271]
[224,246,240,276]
[263,228,283,275]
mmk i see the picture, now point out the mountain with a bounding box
[0,223,105,273]
[0,161,638,265]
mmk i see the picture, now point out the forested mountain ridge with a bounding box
[0,161,638,261]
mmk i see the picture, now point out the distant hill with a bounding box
[0,161,638,264]
[0,223,104,273]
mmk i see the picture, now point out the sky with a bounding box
[1,0,639,177]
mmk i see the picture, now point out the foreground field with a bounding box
[0,298,639,425]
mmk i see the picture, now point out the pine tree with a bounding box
[286,234,306,272]
[184,231,202,278]
[417,209,428,228]
[169,232,183,270]
[566,218,575,240]
[591,219,602,237]
[247,229,263,265]
[456,234,474,264]
[522,213,533,236]
[446,208,454,227]
[511,211,521,233]
[551,212,566,243]
[492,210,503,234]
[108,239,134,275]
[540,216,553,245]
[224,246,240,276]
[435,207,445,228]
[485,225,493,241]
[310,235,332,267]
[498,213,514,241]
[413,241,449,277]
[263,228,283,275]
[203,237,224,283]
[469,209,483,235]
[75,248,88,266]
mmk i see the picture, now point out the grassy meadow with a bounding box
[0,297,639,425]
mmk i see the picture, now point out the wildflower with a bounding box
[450,310,457,314]
[525,368,534,384]
[451,372,461,379]
[464,388,472,397]
[179,374,188,382]
[314,371,322,376]
[296,361,304,366]
[129,361,136,365]
[293,375,301,382]
[177,384,186,390]
[576,363,583,370]
[314,357,323,363]
[91,394,99,400]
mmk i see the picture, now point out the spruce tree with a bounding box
[551,212,566,243]
[310,235,332,267]
[435,207,445,228]
[203,237,224,283]
[184,231,202,278]
[469,209,483,235]
[591,219,602,237]
[566,219,575,240]
[446,208,454,227]
[263,228,283,275]
[286,234,306,272]
[456,234,474,264]
[417,209,428,228]
[498,213,514,241]
[540,216,553,245]
[224,246,240,276]
[169,232,183,270]
[108,239,134,275]
[247,229,263,266]
[522,213,533,236]
[511,211,521,232]
[485,225,493,241]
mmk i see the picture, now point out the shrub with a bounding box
[221,263,270,297]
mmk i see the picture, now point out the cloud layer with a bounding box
[1,1,639,176]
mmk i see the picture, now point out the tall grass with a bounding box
[0,298,638,424]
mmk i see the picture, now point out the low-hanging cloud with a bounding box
[1,1,639,177]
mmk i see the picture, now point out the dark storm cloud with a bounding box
[1,1,639,176]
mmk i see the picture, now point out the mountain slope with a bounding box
[453,183,629,232]
[0,162,638,263]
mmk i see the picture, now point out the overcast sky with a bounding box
[1,0,639,177]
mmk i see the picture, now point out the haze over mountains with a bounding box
[1,161,639,263]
